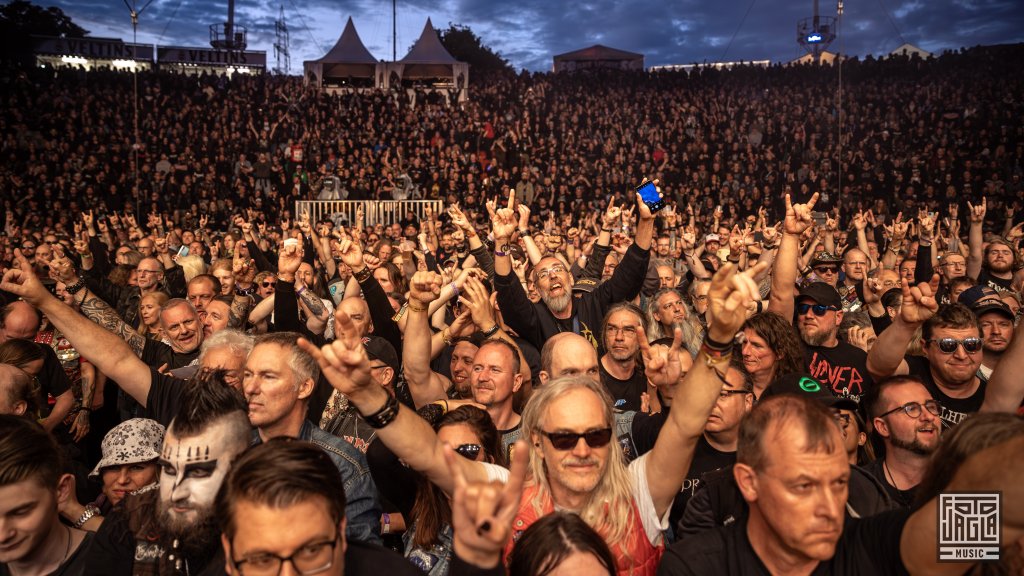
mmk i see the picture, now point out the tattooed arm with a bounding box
[297,288,330,335]
[78,288,147,357]
[229,293,254,330]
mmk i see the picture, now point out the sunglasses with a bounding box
[260,281,274,288]
[813,266,838,274]
[927,337,983,354]
[797,303,838,316]
[454,444,482,460]
[540,428,613,451]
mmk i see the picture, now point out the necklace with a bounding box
[883,459,901,491]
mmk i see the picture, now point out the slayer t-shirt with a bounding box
[804,342,874,405]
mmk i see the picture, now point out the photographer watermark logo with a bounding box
[938,492,1000,562]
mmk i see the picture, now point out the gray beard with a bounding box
[801,325,835,347]
[542,292,571,314]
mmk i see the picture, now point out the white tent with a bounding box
[889,43,933,59]
[383,18,469,102]
[303,17,384,89]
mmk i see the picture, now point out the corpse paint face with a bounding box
[158,419,240,531]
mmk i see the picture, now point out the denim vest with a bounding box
[250,422,383,546]
[403,521,454,575]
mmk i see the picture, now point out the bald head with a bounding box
[0,301,42,343]
[539,333,599,384]
[337,297,372,337]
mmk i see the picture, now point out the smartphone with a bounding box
[811,211,827,227]
[636,181,665,213]
[176,245,189,258]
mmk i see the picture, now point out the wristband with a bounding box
[703,334,734,352]
[601,228,613,232]
[407,302,427,313]
[65,278,87,295]
[481,324,500,338]
[360,393,400,429]
[449,282,459,298]
[382,512,391,535]
[442,328,453,346]
[296,286,306,296]
[352,267,372,282]
[494,243,511,257]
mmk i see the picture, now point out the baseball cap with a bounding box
[363,336,400,374]
[89,418,165,478]
[705,234,721,244]
[797,282,843,310]
[972,301,1015,321]
[763,373,859,411]
[810,252,843,267]
[572,278,598,293]
[957,285,1001,308]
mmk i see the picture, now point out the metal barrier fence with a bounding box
[295,200,444,228]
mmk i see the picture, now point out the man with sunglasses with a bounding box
[868,280,986,429]
[809,252,842,289]
[864,375,942,507]
[797,282,873,404]
[958,286,1016,380]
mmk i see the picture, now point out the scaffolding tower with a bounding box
[274,5,290,75]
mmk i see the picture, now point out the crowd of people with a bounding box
[1,42,1023,576]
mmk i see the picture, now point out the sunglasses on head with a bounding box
[813,266,838,274]
[927,337,983,354]
[454,444,482,460]
[540,428,613,451]
[797,303,838,316]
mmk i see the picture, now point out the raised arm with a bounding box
[0,252,153,407]
[644,261,767,517]
[298,312,493,497]
[866,278,937,380]
[966,198,986,280]
[402,271,453,407]
[767,192,818,319]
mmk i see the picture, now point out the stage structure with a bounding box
[303,17,383,90]
[797,0,837,64]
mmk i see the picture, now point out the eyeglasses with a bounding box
[927,337,983,354]
[231,534,339,575]
[718,389,752,400]
[878,400,942,419]
[454,444,482,460]
[540,428,613,451]
[797,303,838,316]
[536,265,566,280]
[136,269,162,275]
[813,266,838,274]
[261,281,274,288]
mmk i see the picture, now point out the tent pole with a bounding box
[392,0,397,61]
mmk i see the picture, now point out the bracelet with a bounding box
[432,399,450,414]
[382,512,391,535]
[601,228,613,232]
[518,228,529,235]
[74,505,100,529]
[352,267,372,282]
[360,393,400,429]
[296,286,306,296]
[449,282,459,298]
[481,324,500,338]
[703,334,734,352]
[65,278,87,295]
[494,243,510,257]
[407,302,427,313]
[442,328,453,346]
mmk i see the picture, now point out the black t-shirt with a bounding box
[141,338,199,371]
[39,343,72,404]
[144,368,188,427]
[863,458,917,508]
[670,436,737,538]
[903,356,986,429]
[599,361,647,412]
[804,342,874,405]
[658,509,912,576]
[346,540,422,575]
[0,532,93,576]
[977,269,1013,293]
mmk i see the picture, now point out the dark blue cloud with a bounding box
[45,0,1024,71]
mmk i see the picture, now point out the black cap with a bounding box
[572,278,598,293]
[363,336,400,374]
[763,373,859,411]
[972,302,1015,322]
[797,282,843,310]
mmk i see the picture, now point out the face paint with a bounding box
[158,419,240,532]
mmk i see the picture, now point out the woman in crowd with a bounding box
[739,312,805,397]
[138,291,170,341]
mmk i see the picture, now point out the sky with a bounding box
[44,0,1024,72]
